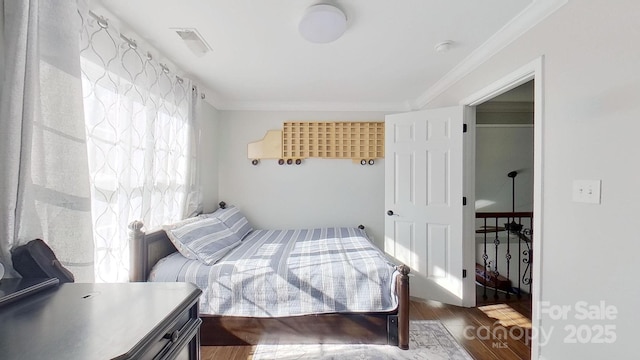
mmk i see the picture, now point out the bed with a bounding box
[128,202,410,349]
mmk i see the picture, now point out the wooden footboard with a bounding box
[200,312,392,346]
[128,216,411,349]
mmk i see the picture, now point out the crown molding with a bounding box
[199,86,226,110]
[413,0,568,109]
[211,100,411,113]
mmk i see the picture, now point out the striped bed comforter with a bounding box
[150,227,399,317]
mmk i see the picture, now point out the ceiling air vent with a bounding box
[173,28,212,57]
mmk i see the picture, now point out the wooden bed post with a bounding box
[128,220,145,282]
[397,264,411,350]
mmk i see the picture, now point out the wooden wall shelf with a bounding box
[248,121,384,165]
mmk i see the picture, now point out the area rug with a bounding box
[252,320,474,360]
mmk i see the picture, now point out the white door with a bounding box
[385,106,470,306]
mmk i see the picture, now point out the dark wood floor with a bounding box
[202,287,532,360]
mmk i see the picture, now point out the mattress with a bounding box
[149,227,398,317]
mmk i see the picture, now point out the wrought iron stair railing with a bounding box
[475,212,533,300]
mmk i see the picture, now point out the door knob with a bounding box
[387,210,394,216]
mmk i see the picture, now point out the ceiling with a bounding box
[93,0,555,111]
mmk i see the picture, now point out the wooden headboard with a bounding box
[128,220,176,282]
[128,202,229,282]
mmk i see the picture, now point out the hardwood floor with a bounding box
[201,289,532,360]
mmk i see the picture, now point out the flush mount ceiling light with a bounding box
[299,4,347,44]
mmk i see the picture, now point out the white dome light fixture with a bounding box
[299,4,347,44]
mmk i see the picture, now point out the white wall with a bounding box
[198,100,221,213]
[428,1,640,358]
[217,110,388,247]
[475,125,534,212]
[0,2,4,90]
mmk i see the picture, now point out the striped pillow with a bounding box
[164,217,242,265]
[200,206,253,240]
[162,217,201,260]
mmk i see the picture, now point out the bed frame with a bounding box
[128,204,411,349]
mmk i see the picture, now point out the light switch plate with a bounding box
[572,180,601,204]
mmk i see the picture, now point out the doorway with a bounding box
[460,57,544,358]
[474,80,534,316]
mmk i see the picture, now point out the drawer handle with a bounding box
[163,330,179,343]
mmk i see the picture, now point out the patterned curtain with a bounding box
[80,12,201,282]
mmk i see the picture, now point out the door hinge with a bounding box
[463,197,467,206]
[463,124,467,133]
[463,269,467,278]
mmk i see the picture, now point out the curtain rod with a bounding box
[88,10,108,28]
[120,34,137,49]
[88,11,135,49]
[87,10,200,92]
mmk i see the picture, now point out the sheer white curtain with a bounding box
[80,12,202,282]
[0,0,95,281]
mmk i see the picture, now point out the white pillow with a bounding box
[164,217,242,265]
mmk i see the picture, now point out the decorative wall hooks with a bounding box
[248,121,384,165]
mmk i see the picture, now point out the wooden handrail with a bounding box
[476,212,533,219]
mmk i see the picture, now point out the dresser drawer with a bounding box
[153,317,201,360]
[136,303,202,360]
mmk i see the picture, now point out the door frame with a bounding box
[459,56,544,359]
